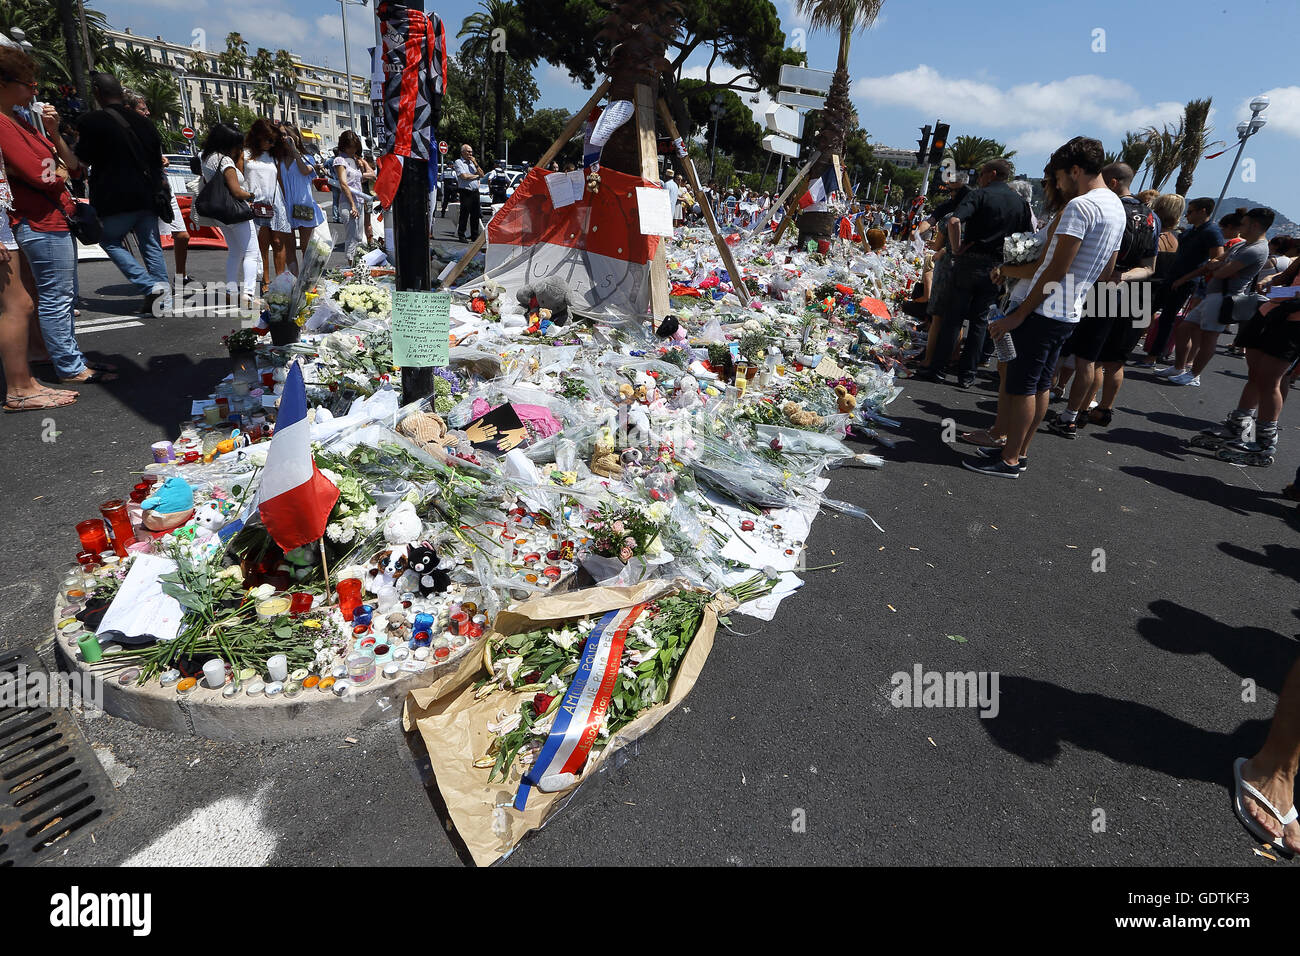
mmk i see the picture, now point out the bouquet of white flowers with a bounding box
[1003,231,1045,266]
[334,283,392,320]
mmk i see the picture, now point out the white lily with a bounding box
[487,710,522,735]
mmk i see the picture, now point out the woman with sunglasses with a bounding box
[0,46,102,394]
[269,122,325,275]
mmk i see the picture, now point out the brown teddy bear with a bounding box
[590,438,624,479]
[397,412,459,453]
[834,385,857,414]
[782,401,824,429]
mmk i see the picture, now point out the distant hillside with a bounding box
[1218,197,1297,238]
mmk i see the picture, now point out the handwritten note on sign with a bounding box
[392,291,451,367]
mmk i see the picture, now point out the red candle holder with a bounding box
[336,578,363,621]
[289,592,313,615]
[76,520,111,556]
[99,500,134,557]
[449,611,469,636]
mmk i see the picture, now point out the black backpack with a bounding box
[1116,195,1158,270]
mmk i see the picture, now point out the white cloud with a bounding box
[1246,87,1300,139]
[850,65,1184,138]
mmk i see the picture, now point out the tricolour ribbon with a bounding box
[513,603,648,810]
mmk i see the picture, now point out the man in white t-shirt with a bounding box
[965,136,1125,478]
[664,171,680,226]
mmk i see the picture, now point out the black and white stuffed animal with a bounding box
[405,542,451,595]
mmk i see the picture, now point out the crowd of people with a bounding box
[0,44,378,413]
[888,135,1298,478]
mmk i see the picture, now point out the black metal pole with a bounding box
[380,0,438,406]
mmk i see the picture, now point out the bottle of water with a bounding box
[986,304,1016,362]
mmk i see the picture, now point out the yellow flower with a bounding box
[302,619,322,629]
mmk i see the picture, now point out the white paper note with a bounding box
[636,186,674,237]
[96,554,184,642]
[546,170,585,209]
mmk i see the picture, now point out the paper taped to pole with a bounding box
[459,166,663,316]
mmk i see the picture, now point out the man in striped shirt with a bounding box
[965,137,1125,478]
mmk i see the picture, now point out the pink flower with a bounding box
[623,536,636,549]
[611,520,625,534]
[618,546,633,562]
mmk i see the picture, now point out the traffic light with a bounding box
[928,123,950,166]
[916,125,932,164]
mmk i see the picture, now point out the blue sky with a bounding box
[97,0,1300,215]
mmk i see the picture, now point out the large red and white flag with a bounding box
[256,362,339,552]
[473,166,662,315]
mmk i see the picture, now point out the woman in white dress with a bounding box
[332,130,371,262]
[244,119,283,291]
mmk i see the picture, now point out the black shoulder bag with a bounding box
[194,159,254,225]
[105,107,175,223]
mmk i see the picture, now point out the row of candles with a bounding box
[74,484,158,561]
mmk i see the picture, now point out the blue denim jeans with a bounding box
[100,209,169,297]
[13,221,85,379]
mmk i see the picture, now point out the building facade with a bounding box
[105,28,370,150]
[870,146,922,170]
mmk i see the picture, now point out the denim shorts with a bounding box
[1004,312,1074,395]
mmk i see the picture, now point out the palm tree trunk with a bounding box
[798,19,852,246]
[56,0,90,109]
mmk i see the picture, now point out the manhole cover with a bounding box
[0,646,119,866]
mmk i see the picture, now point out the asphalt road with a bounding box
[2,224,1297,867]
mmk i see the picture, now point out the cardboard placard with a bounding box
[392,290,451,367]
[463,403,529,453]
[635,186,674,237]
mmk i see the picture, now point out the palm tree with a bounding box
[118,46,161,87]
[248,47,275,114]
[1141,122,1183,192]
[948,135,1016,172]
[187,49,211,75]
[273,49,298,115]
[1174,97,1213,197]
[794,0,885,242]
[1117,130,1150,173]
[138,74,182,123]
[219,32,248,77]
[596,0,682,179]
[458,0,530,163]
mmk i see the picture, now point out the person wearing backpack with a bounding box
[73,72,171,315]
[1076,163,1161,428]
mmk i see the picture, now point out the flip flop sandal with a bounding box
[1232,757,1298,856]
[4,391,78,412]
[958,430,1005,448]
[61,369,116,385]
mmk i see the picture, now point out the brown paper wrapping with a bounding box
[405,579,725,866]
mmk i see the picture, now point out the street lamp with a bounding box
[709,94,725,171]
[337,0,368,133]
[871,167,881,202]
[1213,94,1268,219]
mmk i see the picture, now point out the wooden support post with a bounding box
[437,79,611,291]
[764,150,821,245]
[634,83,669,321]
[655,99,750,307]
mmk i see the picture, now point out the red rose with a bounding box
[533,692,555,713]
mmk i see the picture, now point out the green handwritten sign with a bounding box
[392,291,451,367]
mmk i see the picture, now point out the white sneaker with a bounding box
[1170,371,1201,386]
[1155,365,1185,378]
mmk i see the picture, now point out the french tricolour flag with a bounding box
[798,166,840,210]
[254,362,339,552]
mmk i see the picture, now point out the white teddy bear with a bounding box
[383,500,424,554]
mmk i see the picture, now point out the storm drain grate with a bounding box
[0,646,119,866]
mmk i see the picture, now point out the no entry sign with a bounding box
[438,141,448,154]
[181,127,195,140]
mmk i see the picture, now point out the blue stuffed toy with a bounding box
[141,477,196,532]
